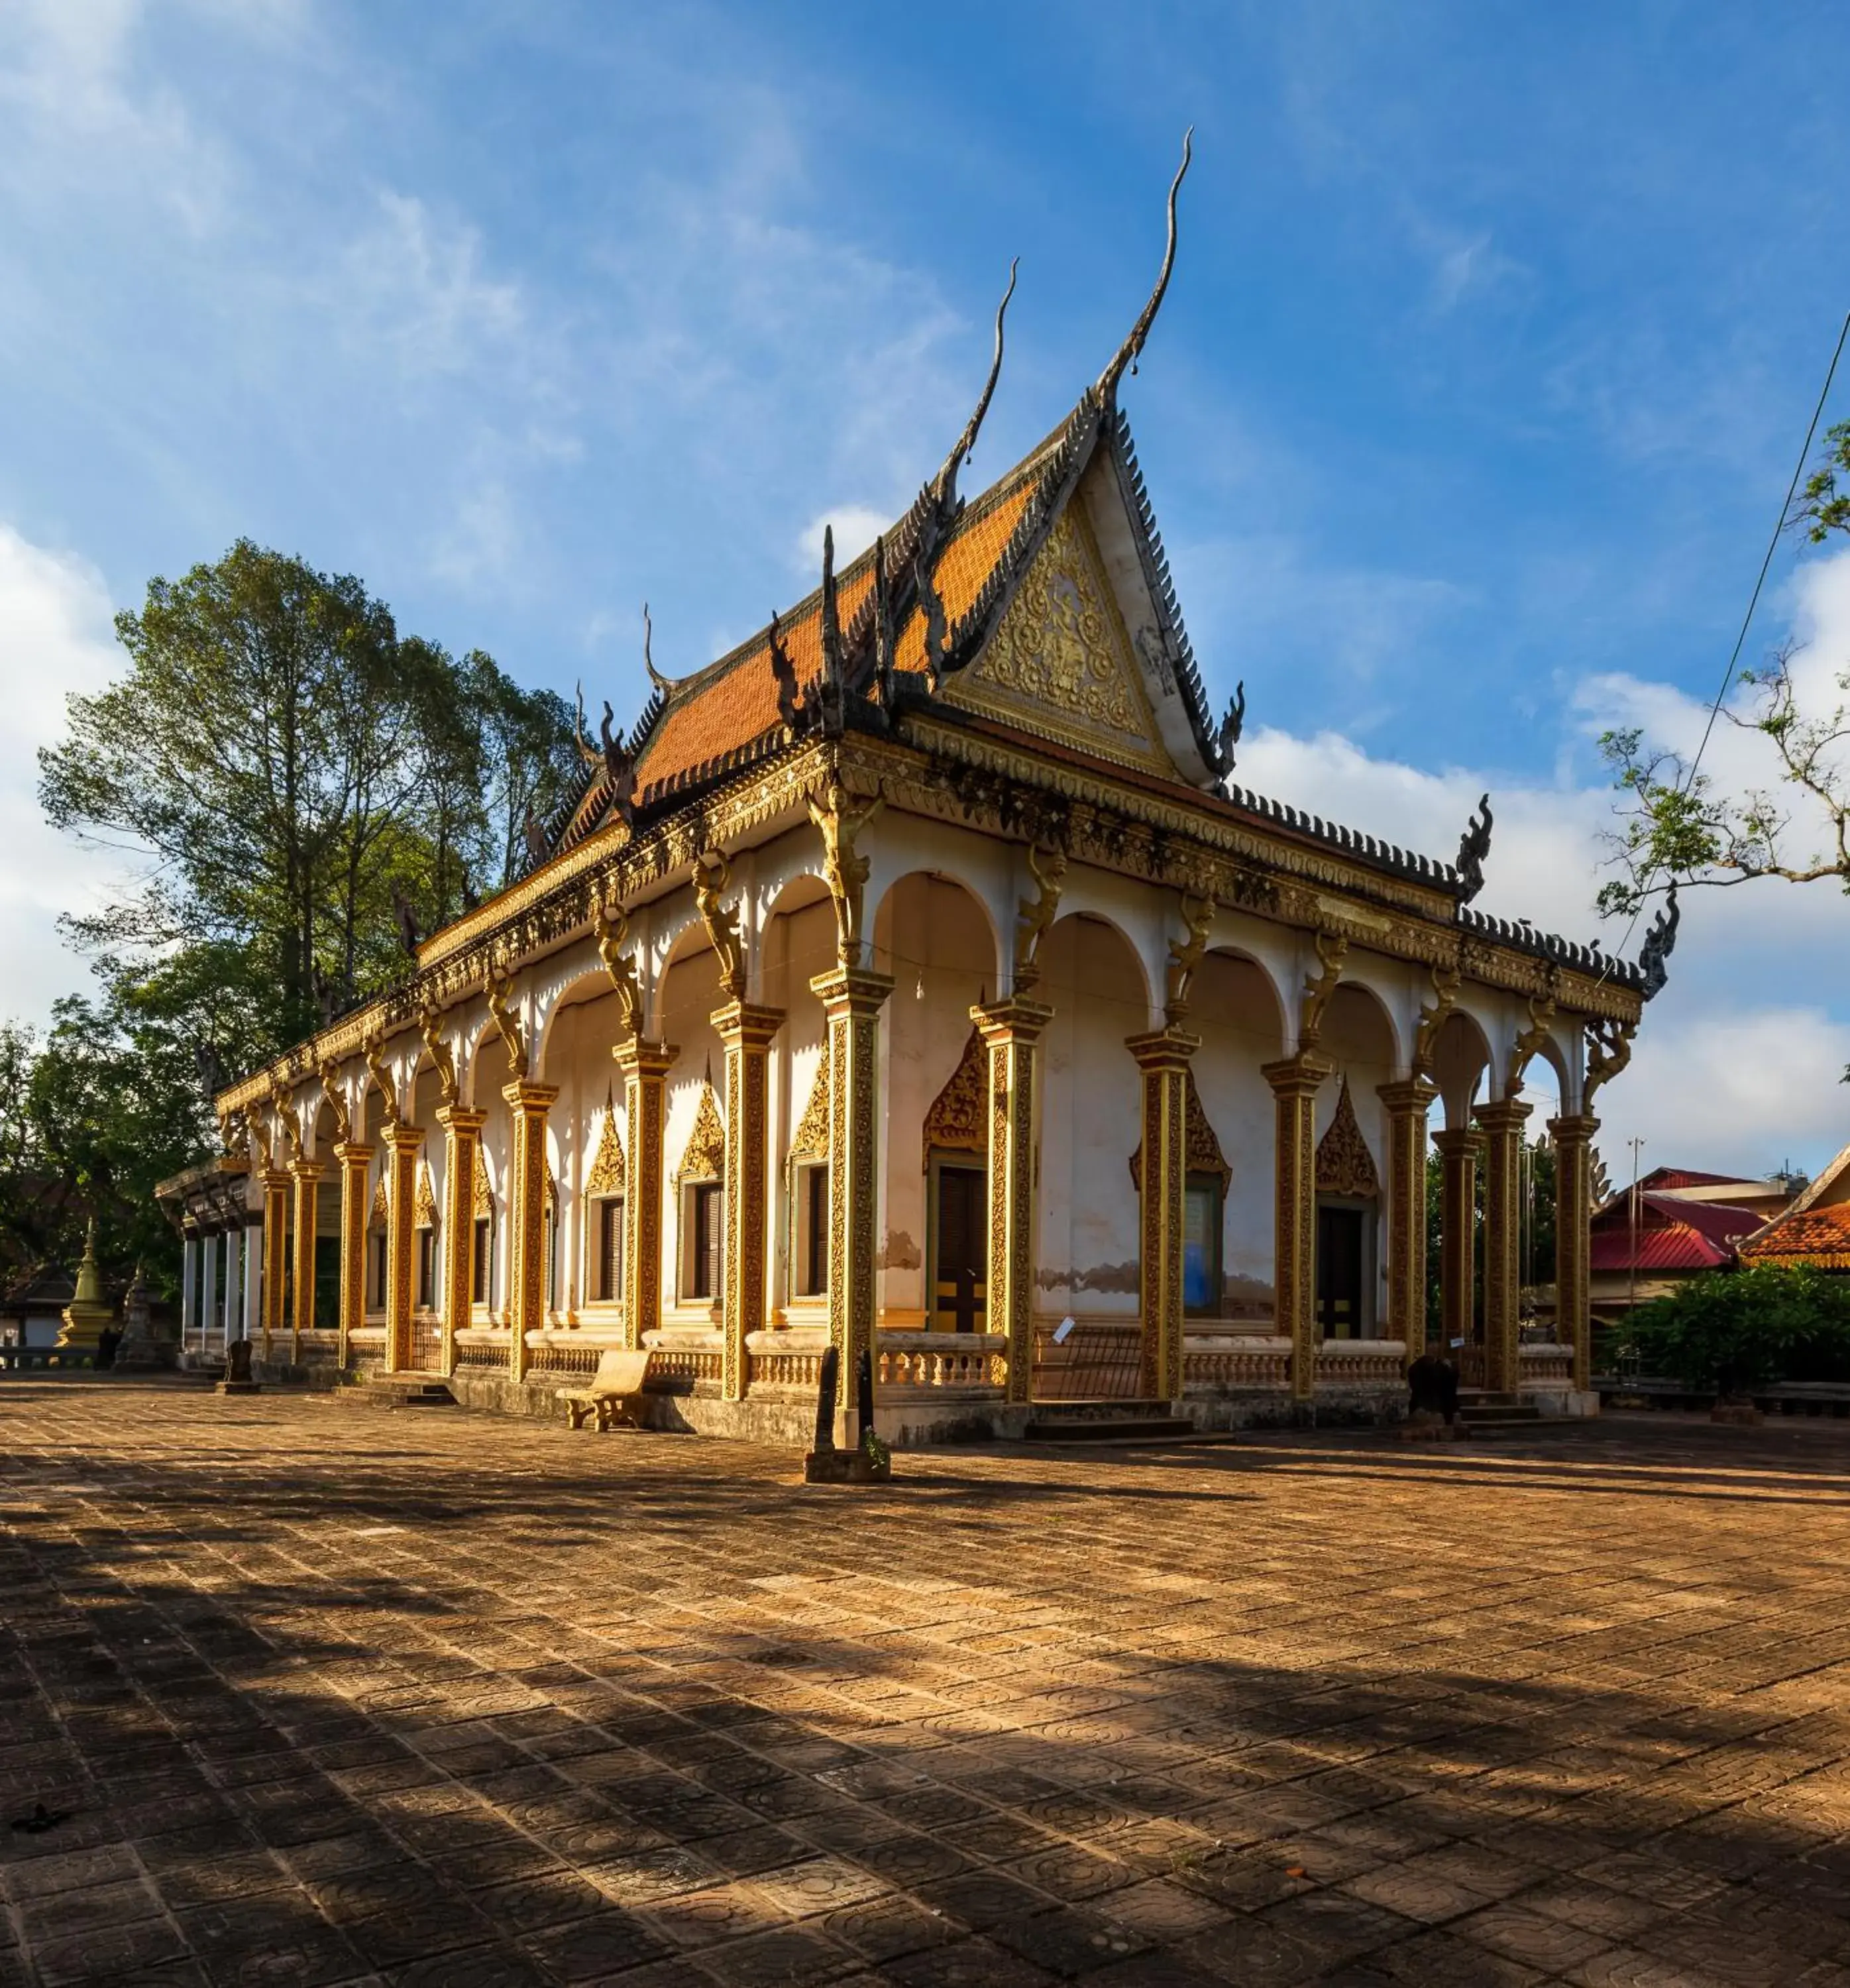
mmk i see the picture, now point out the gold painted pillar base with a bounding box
[1549,1111,1598,1392]
[1433,1126,1482,1372]
[714,1001,784,1402]
[502,1081,559,1383]
[1378,1077,1438,1370]
[615,1039,675,1354]
[289,1160,324,1362]
[260,1168,290,1360]
[1263,1052,1331,1404]
[434,1108,485,1376]
[811,966,893,1442]
[332,1142,373,1369]
[1128,1026,1201,1404]
[1475,1097,1532,1395]
[382,1123,426,1374]
[973,997,1052,1408]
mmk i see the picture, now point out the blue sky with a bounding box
[3,1,1848,1177]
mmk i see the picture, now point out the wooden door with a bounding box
[1316,1205,1364,1339]
[932,1166,987,1334]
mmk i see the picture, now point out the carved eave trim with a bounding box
[675,1084,726,1186]
[789,1058,831,1163]
[922,1027,987,1172]
[1315,1078,1380,1199]
[586,1110,626,1196]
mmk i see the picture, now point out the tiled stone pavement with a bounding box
[5,1383,1850,1987]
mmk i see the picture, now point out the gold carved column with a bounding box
[435,1106,486,1376]
[382,1122,425,1372]
[1263,1053,1331,1405]
[714,1001,783,1402]
[332,1142,372,1369]
[502,1081,559,1383]
[811,966,893,1439]
[1378,1077,1438,1370]
[288,1160,323,1362]
[1475,1097,1532,1394]
[1433,1127,1481,1369]
[973,997,1052,1407]
[1128,1026,1199,1404]
[1550,1112,1598,1393]
[260,1168,290,1360]
[616,1039,675,1353]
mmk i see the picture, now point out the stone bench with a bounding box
[557,1349,652,1431]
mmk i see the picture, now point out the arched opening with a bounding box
[304,1097,341,1337]
[658,922,730,1321]
[1192,949,1289,1323]
[1314,983,1396,1341]
[760,873,838,1321]
[871,872,1003,1333]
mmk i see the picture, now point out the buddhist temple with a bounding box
[176,143,1672,1444]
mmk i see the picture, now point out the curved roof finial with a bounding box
[936,257,1018,500]
[643,602,673,695]
[1096,127,1193,404]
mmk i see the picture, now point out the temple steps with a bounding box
[1024,1401,1196,1444]
[356,1374,457,1408]
[1456,1391,1543,1429]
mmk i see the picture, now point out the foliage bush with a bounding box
[1625,1264,1850,1394]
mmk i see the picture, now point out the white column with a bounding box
[241,1223,262,1341]
[200,1237,219,1356]
[222,1227,243,1349]
[180,1237,198,1351]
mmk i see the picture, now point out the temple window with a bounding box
[472,1217,492,1307]
[792,1163,828,1298]
[370,1232,388,1311]
[684,1182,723,1302]
[1183,1174,1224,1317]
[416,1229,435,1309]
[592,1196,624,1301]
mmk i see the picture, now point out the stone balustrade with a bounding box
[747,1328,829,1394]
[1519,1340,1572,1384]
[298,1328,340,1364]
[522,1329,628,1378]
[454,1326,511,1370]
[877,1331,1007,1394]
[1183,1334,1292,1392]
[1317,1340,1407,1388]
[641,1327,724,1391]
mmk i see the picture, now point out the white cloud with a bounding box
[0,526,132,1027]
[796,507,893,578]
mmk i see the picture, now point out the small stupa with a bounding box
[56,1219,113,1351]
[114,1262,161,1372]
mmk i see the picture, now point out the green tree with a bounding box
[1625,1263,1850,1394]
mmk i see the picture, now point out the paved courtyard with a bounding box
[3,1382,1850,1987]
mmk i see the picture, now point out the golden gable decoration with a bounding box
[472,1147,493,1220]
[370,1177,388,1226]
[1316,1077,1380,1199]
[1129,1070,1229,1191]
[789,1056,830,1162]
[413,1164,437,1230]
[943,502,1173,779]
[922,1026,986,1172]
[675,1083,726,1184]
[586,1109,626,1196]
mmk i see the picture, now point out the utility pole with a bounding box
[1627,1136,1645,1320]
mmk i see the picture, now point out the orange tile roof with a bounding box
[629,447,1056,800]
[1739,1201,1850,1267]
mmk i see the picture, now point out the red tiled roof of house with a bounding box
[1640,1166,1764,1191]
[1739,1201,1850,1268]
[1588,1193,1767,1274]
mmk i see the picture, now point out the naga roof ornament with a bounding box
[1095,126,1193,407]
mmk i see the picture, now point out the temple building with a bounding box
[184,150,1672,1444]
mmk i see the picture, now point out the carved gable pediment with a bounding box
[790,1056,830,1163]
[675,1083,726,1185]
[413,1164,437,1230]
[1129,1070,1229,1191]
[1317,1077,1380,1199]
[473,1147,493,1221]
[370,1176,388,1227]
[586,1109,626,1196]
[942,497,1176,779]
[923,1027,987,1172]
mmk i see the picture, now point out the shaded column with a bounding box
[616,1039,676,1354]
[1378,1077,1439,1370]
[502,1081,559,1383]
[714,1001,784,1402]
[333,1140,374,1369]
[811,966,894,1443]
[180,1235,197,1354]
[260,1169,290,1359]
[289,1160,323,1362]
[222,1222,243,1350]
[1264,1052,1331,1405]
[1475,1097,1532,1394]
[200,1235,218,1353]
[1434,1127,1482,1368]
[382,1122,425,1374]
[1128,1026,1200,1405]
[973,996,1053,1407]
[1549,1112,1598,1394]
[435,1107,484,1376]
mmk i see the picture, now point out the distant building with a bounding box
[0,1263,76,1349]
[1737,1142,1850,1274]
[1590,1166,1807,1324]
